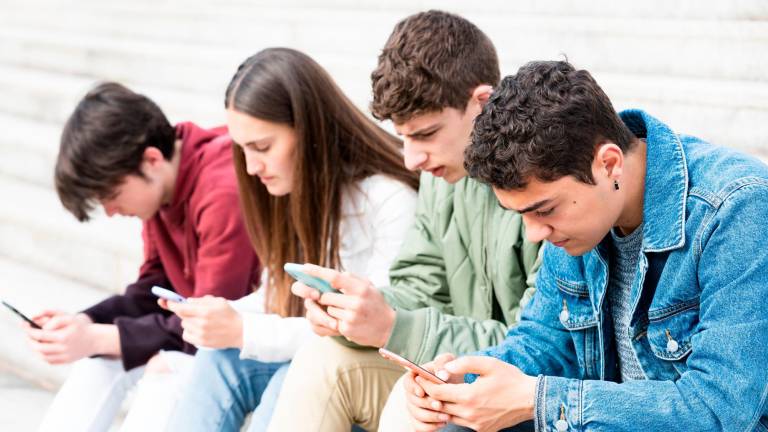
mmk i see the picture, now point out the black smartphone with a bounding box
[1,300,42,329]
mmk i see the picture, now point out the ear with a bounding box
[471,84,494,105]
[594,142,624,182]
[142,146,166,168]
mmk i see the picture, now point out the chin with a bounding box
[266,185,290,196]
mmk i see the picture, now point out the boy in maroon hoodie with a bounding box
[27,82,260,431]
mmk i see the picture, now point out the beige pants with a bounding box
[267,336,404,432]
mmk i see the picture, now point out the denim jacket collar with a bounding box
[619,109,688,252]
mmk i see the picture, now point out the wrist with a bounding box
[90,324,121,357]
[75,312,93,325]
[378,305,396,348]
[232,313,244,349]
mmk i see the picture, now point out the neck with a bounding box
[162,139,183,205]
[615,138,647,236]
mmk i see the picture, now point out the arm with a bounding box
[381,176,537,364]
[483,190,768,431]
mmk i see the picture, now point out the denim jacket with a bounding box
[473,110,768,431]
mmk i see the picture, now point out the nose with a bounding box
[522,214,553,243]
[245,154,265,176]
[403,140,428,171]
[103,203,118,218]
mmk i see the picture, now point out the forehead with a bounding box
[393,108,460,135]
[493,176,575,209]
[226,109,282,142]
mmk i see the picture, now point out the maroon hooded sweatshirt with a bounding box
[83,122,260,370]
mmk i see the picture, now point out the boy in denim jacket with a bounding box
[405,60,768,431]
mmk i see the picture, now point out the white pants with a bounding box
[38,351,194,432]
[378,375,413,432]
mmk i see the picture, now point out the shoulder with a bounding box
[346,174,418,213]
[683,136,768,208]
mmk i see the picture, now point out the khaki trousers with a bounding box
[267,336,405,432]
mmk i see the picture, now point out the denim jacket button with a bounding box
[559,310,570,323]
[555,419,568,431]
[667,339,679,353]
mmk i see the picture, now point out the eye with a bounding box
[246,142,271,153]
[535,207,555,217]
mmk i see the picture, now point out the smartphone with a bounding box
[1,300,42,329]
[151,286,187,303]
[378,348,446,384]
[284,263,339,294]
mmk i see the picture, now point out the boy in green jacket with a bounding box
[267,10,541,431]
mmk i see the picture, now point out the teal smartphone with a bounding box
[283,263,339,294]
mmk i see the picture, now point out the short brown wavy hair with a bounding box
[370,10,499,123]
[465,61,636,190]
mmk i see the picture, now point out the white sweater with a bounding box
[229,174,418,362]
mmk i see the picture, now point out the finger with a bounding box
[29,340,65,355]
[304,265,368,295]
[325,305,355,322]
[31,309,61,321]
[410,404,451,425]
[157,299,169,310]
[305,299,338,330]
[444,355,499,376]
[404,372,425,397]
[317,291,360,309]
[291,281,321,301]
[165,301,197,318]
[42,315,71,331]
[433,401,469,419]
[416,376,466,404]
[42,354,73,365]
[310,323,340,337]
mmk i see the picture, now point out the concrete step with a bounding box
[0,174,142,292]
[0,64,225,126]
[1,6,767,82]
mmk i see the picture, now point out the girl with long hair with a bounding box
[163,47,419,431]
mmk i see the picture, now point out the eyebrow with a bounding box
[504,199,552,214]
[405,123,441,138]
[235,136,272,148]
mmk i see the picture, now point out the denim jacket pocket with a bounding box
[646,302,698,379]
[556,277,600,378]
[555,277,597,329]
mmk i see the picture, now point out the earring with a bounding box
[614,180,620,191]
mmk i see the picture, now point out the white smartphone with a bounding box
[151,286,187,303]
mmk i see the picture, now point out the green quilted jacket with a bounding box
[380,173,541,364]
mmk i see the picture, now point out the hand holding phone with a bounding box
[2,300,42,329]
[379,348,446,384]
[284,263,339,294]
[151,286,187,303]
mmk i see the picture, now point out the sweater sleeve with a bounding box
[83,188,258,370]
[82,225,189,370]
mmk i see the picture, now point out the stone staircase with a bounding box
[0,0,766,428]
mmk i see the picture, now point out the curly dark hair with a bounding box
[465,60,636,190]
[370,10,499,123]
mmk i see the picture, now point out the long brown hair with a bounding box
[226,48,418,318]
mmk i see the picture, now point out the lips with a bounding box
[259,176,275,183]
[426,166,446,177]
[551,239,569,247]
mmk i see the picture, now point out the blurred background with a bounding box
[1,0,766,429]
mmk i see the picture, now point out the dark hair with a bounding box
[225,48,419,318]
[55,82,175,221]
[465,60,636,190]
[370,10,499,123]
